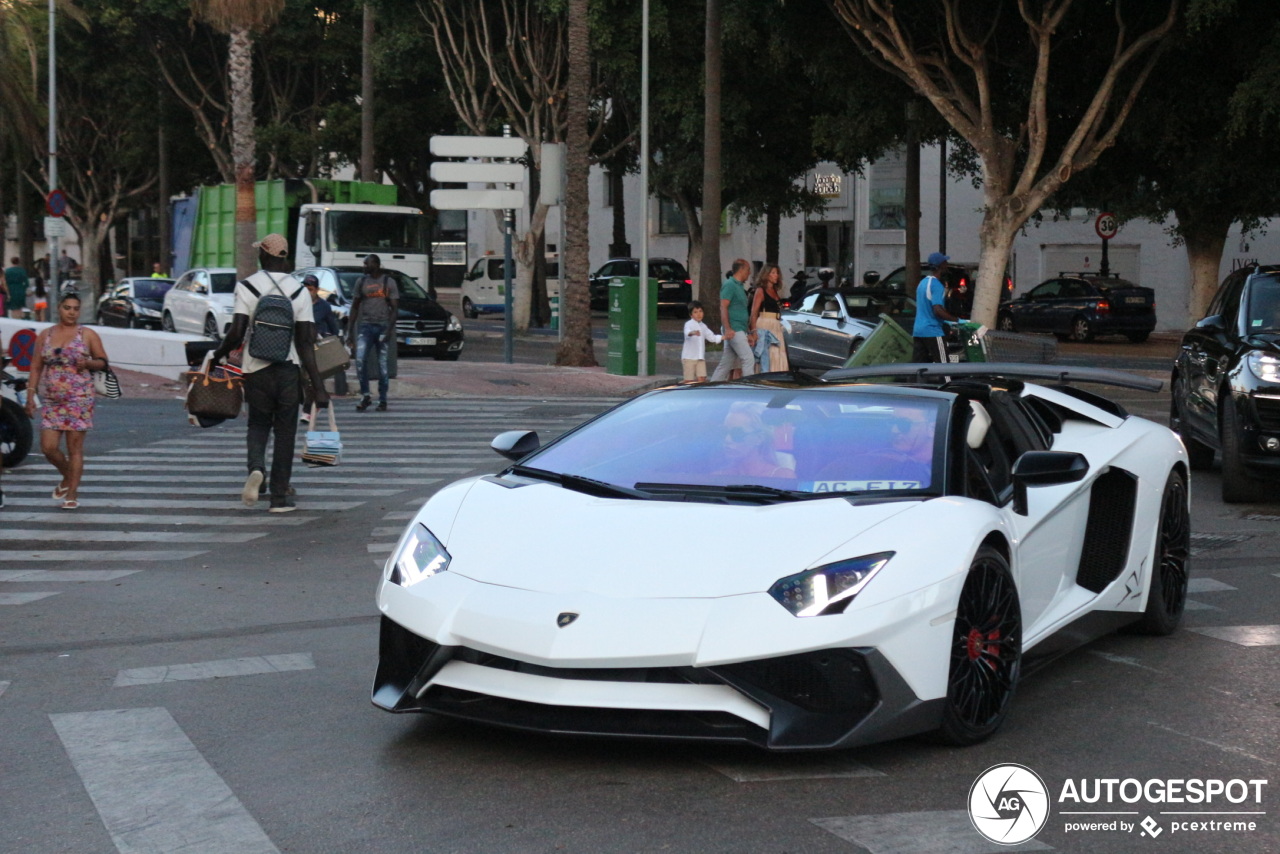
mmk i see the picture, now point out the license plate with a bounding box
[1125,296,1146,304]
[661,282,681,289]
[407,337,436,346]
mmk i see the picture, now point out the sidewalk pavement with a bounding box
[112,359,679,401]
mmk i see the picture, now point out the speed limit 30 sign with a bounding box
[1095,212,1119,240]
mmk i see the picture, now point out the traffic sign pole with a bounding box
[502,125,515,365]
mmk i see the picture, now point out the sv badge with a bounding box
[556,612,579,628]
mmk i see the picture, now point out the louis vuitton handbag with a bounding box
[185,354,244,420]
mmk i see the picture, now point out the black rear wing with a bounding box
[822,362,1163,392]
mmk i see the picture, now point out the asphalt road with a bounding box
[1,363,1277,853]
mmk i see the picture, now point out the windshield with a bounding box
[211,273,237,294]
[524,387,947,496]
[336,270,430,301]
[1246,275,1280,333]
[650,261,688,281]
[133,280,173,299]
[326,211,426,254]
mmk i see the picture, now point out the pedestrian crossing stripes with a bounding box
[114,653,315,687]
[0,395,617,603]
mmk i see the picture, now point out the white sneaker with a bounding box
[242,470,264,507]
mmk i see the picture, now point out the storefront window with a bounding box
[869,149,906,230]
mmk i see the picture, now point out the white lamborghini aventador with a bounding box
[373,364,1190,750]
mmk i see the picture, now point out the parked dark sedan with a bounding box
[96,277,175,329]
[1171,263,1280,502]
[589,257,691,311]
[295,266,464,361]
[780,289,915,370]
[998,274,1155,342]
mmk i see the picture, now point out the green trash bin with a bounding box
[844,314,914,368]
[549,294,560,331]
[606,276,658,376]
[951,320,988,362]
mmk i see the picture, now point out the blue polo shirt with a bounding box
[913,274,946,338]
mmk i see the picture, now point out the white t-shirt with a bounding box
[232,270,314,374]
[682,319,722,361]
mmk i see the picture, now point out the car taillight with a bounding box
[1096,300,1110,315]
[957,277,968,293]
[685,279,693,285]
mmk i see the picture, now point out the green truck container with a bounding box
[188,179,398,270]
[606,276,659,376]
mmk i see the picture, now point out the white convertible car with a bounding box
[373,364,1190,750]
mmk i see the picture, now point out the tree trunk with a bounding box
[76,219,106,299]
[158,114,171,273]
[698,0,722,303]
[971,212,1018,328]
[679,194,711,310]
[905,121,921,305]
[609,169,629,257]
[765,204,780,266]
[556,0,596,366]
[15,160,33,274]
[1182,216,1230,321]
[229,26,257,280]
[360,5,376,182]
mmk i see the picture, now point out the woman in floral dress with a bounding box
[25,292,109,509]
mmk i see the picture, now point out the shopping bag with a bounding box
[313,335,350,379]
[185,353,243,420]
[302,404,341,467]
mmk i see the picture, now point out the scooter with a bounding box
[1,359,35,468]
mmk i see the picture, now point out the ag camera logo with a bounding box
[969,763,1051,845]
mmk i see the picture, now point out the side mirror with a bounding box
[304,213,319,252]
[491,430,540,461]
[1195,314,1225,332]
[1011,451,1088,515]
[196,285,208,295]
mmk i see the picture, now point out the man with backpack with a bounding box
[210,233,329,513]
[345,253,399,412]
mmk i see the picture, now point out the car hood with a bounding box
[442,478,917,598]
[398,296,450,322]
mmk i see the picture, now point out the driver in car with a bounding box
[715,403,796,480]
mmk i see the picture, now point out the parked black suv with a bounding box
[588,258,692,312]
[1171,264,1280,502]
[999,273,1156,343]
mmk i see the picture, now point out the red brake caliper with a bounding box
[967,627,1001,662]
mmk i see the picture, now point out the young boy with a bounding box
[682,301,722,383]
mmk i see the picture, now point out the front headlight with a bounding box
[446,315,463,332]
[387,523,450,587]
[1246,351,1280,383]
[136,306,161,318]
[768,552,893,617]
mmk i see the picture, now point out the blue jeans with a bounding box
[355,322,390,402]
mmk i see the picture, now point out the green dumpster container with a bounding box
[844,314,914,369]
[606,276,658,376]
[951,321,988,362]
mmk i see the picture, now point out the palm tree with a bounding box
[192,0,285,279]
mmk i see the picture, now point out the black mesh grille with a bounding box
[1076,468,1138,593]
[1254,397,1280,431]
[716,649,877,716]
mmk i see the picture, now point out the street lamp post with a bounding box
[48,0,59,297]
[638,0,650,377]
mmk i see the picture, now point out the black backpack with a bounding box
[244,273,304,363]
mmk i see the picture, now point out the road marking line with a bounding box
[1087,650,1163,672]
[0,680,8,698]
[115,653,315,687]
[50,707,280,854]
[1148,722,1277,767]
[1189,625,1280,647]
[371,527,405,537]
[1187,578,1237,593]
[367,543,396,554]
[706,755,885,782]
[0,530,266,544]
[1183,599,1217,611]
[0,550,206,562]
[0,513,316,526]
[0,498,363,510]
[812,810,1053,853]
[0,592,60,604]
[0,570,142,582]
[381,511,415,521]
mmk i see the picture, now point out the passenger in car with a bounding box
[715,403,796,480]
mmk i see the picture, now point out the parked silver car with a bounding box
[781,289,915,370]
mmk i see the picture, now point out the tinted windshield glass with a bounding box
[133,280,173,299]
[327,212,426,254]
[211,273,237,294]
[336,270,429,300]
[525,387,947,495]
[650,261,688,280]
[1246,274,1280,333]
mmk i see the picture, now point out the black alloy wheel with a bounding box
[1129,470,1191,635]
[203,314,221,342]
[997,313,1016,332]
[162,312,176,333]
[935,545,1022,745]
[1071,315,1094,342]
[128,313,141,329]
[1221,393,1269,503]
[1169,388,1214,470]
[462,297,479,319]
